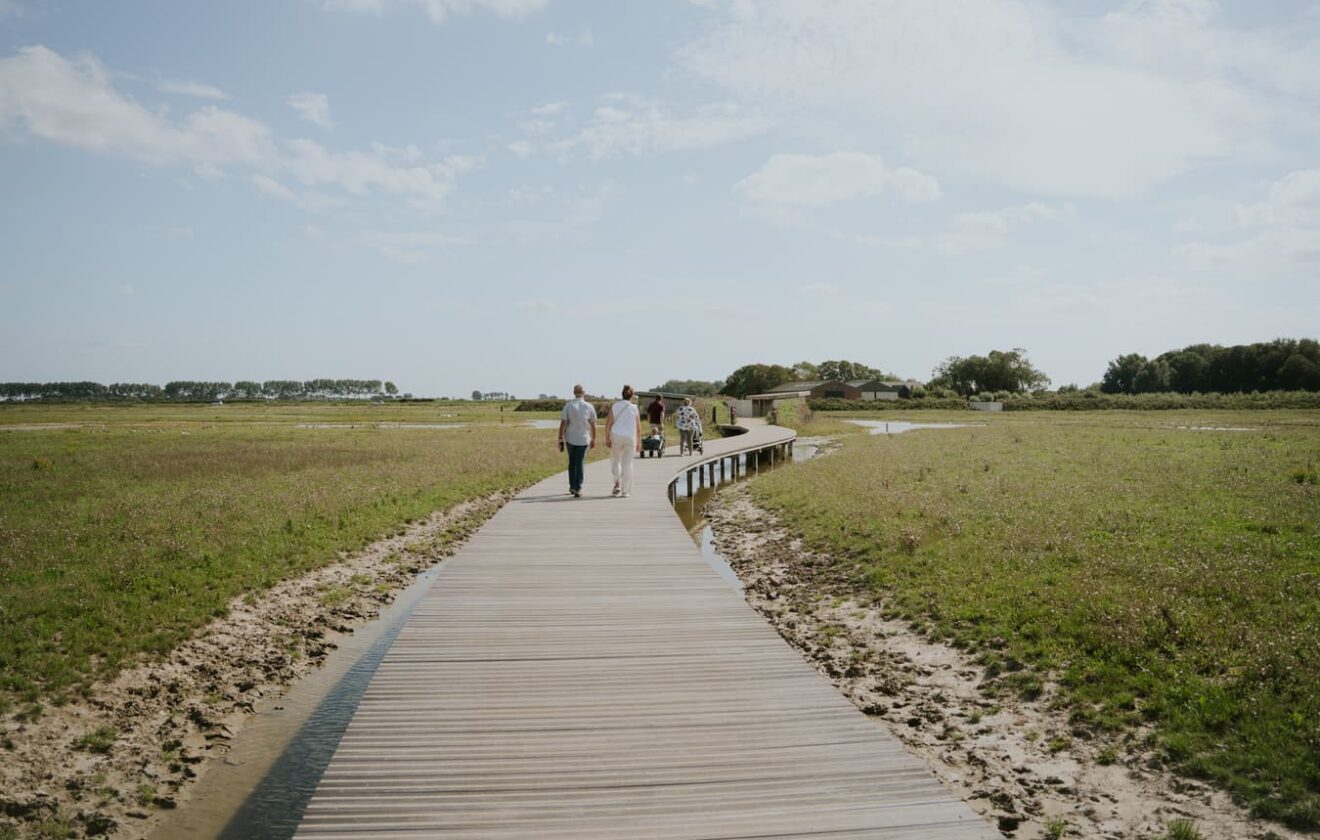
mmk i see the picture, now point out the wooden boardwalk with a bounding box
[295,423,996,839]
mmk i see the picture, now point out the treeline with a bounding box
[1,379,400,402]
[515,399,612,417]
[810,390,1320,412]
[1101,339,1320,394]
[722,359,897,398]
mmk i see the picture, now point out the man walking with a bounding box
[646,393,666,435]
[558,384,597,497]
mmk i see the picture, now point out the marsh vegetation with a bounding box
[0,401,565,713]
[753,410,1319,829]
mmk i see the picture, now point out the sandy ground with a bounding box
[0,491,511,840]
[707,487,1305,840]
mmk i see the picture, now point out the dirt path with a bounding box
[0,491,512,840]
[707,487,1305,840]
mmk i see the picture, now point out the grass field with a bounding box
[0,400,570,712]
[753,410,1319,829]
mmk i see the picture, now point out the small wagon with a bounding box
[641,432,665,458]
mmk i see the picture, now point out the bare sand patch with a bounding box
[707,488,1304,840]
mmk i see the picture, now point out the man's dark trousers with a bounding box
[567,444,587,492]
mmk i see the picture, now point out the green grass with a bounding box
[1164,819,1203,840]
[752,410,1320,829]
[0,401,570,707]
[73,725,119,754]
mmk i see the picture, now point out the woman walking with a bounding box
[606,384,642,497]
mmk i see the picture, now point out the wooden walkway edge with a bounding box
[294,422,997,839]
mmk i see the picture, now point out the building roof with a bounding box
[746,391,810,400]
[764,380,822,393]
[858,379,923,390]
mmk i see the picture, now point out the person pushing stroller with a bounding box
[676,397,703,456]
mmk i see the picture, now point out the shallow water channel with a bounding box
[846,419,984,434]
[148,566,446,840]
[671,438,827,591]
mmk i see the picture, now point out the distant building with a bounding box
[858,380,922,401]
[635,391,692,418]
[746,378,923,415]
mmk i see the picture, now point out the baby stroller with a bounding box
[681,423,704,456]
[641,430,665,458]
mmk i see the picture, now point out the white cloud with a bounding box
[530,101,566,116]
[734,152,940,210]
[0,46,474,210]
[359,230,468,263]
[546,27,593,47]
[251,174,298,201]
[679,0,1314,198]
[0,46,273,167]
[552,96,769,158]
[508,184,552,203]
[158,79,228,100]
[936,202,1074,254]
[1235,168,1320,228]
[282,139,474,206]
[304,224,328,239]
[506,140,536,159]
[322,0,546,24]
[518,118,556,135]
[287,91,333,129]
[1180,168,1320,271]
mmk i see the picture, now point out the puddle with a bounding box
[149,565,447,840]
[294,423,467,430]
[671,441,826,591]
[525,419,561,430]
[1172,425,1259,432]
[846,420,984,434]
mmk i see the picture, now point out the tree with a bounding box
[1102,338,1320,394]
[652,379,725,397]
[1279,353,1320,391]
[791,361,819,380]
[930,349,1049,396]
[722,364,795,398]
[471,390,484,401]
[1101,354,1148,394]
[816,359,882,382]
[384,381,398,396]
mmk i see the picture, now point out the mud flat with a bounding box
[0,493,510,840]
[706,488,1306,840]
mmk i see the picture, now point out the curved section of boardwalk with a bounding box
[295,423,996,839]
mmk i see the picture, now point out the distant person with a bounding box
[676,397,700,455]
[558,384,597,498]
[606,384,642,497]
[729,402,737,424]
[646,393,666,435]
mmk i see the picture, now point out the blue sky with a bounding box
[2,0,1318,397]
